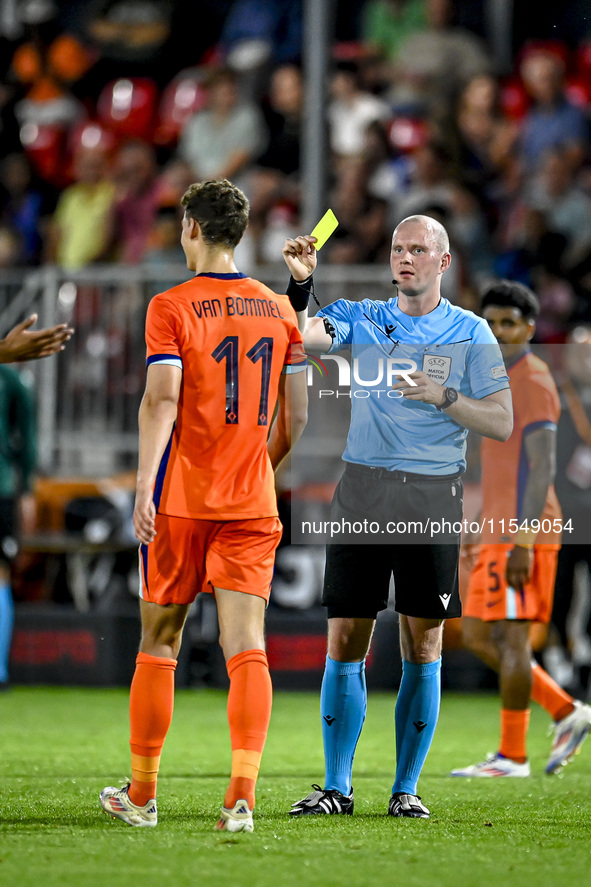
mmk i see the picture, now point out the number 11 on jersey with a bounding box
[212,335,274,426]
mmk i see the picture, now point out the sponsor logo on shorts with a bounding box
[413,720,427,733]
[323,715,336,726]
[439,593,452,610]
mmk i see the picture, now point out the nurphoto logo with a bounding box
[306,353,418,399]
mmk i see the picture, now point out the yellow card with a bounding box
[311,209,339,251]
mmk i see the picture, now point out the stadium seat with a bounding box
[153,69,208,147]
[97,78,159,141]
[499,78,529,120]
[387,117,429,154]
[331,41,372,62]
[68,120,117,154]
[575,40,591,77]
[565,75,591,109]
[518,39,571,68]
[19,122,69,186]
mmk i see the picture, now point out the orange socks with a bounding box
[128,651,176,807]
[531,662,575,723]
[126,648,271,811]
[499,708,530,763]
[497,663,576,763]
[224,648,272,811]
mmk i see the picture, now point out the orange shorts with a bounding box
[139,514,283,606]
[464,544,559,623]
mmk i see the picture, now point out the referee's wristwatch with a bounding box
[437,387,458,411]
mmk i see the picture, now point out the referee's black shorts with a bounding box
[322,463,463,620]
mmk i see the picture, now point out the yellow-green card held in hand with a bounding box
[311,209,339,251]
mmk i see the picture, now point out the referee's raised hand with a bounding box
[282,235,317,281]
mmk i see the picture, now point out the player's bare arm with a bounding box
[267,370,308,471]
[0,314,74,363]
[393,372,513,441]
[134,364,182,545]
[505,425,556,589]
[301,316,333,352]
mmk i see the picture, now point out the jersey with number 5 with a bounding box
[145,271,306,519]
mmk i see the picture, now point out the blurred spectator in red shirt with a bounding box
[110,141,160,264]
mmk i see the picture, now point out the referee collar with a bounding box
[391,296,447,320]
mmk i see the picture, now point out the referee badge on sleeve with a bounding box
[422,354,452,384]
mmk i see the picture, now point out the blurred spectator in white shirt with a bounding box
[177,67,265,188]
[328,62,391,160]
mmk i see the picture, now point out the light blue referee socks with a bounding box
[0,581,14,684]
[321,655,367,796]
[393,657,442,796]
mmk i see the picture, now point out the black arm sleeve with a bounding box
[286,274,314,312]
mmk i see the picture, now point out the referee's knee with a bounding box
[327,616,375,661]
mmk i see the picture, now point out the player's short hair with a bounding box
[394,214,450,254]
[480,279,540,320]
[181,179,249,247]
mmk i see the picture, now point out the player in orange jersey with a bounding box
[100,179,308,832]
[451,280,591,778]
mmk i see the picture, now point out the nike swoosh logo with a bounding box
[486,599,503,608]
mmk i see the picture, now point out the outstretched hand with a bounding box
[282,235,317,281]
[0,314,74,363]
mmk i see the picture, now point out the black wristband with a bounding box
[286,274,314,311]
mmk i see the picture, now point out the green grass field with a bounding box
[0,686,588,887]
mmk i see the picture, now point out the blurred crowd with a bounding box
[1,0,591,340]
[1,0,591,694]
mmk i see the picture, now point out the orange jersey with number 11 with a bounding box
[145,272,306,520]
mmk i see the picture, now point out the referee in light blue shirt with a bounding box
[281,215,513,820]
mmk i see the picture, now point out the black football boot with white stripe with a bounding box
[289,784,354,816]
[388,792,430,818]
